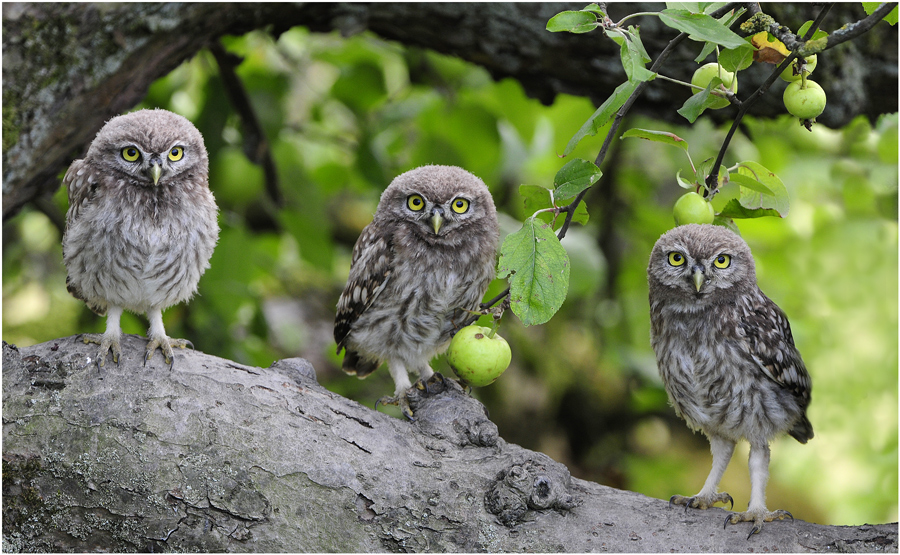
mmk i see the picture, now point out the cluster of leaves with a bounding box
[500,3,798,327]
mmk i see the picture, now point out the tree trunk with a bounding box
[3,337,897,552]
[2,2,897,220]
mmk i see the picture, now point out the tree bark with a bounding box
[2,2,897,221]
[3,337,897,552]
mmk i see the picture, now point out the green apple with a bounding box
[780,54,818,82]
[691,63,737,109]
[673,192,715,225]
[447,325,512,387]
[783,79,826,120]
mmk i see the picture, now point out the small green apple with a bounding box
[783,79,826,120]
[673,192,715,225]
[780,54,818,82]
[447,325,512,387]
[691,62,737,109]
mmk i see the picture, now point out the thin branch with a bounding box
[705,3,834,192]
[210,41,285,208]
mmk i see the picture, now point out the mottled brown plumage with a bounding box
[335,165,500,417]
[648,224,812,538]
[62,109,219,369]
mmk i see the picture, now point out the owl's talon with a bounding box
[375,394,415,421]
[145,336,191,370]
[725,508,794,538]
[669,492,733,512]
[80,333,121,371]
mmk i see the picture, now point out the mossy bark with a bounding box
[3,337,897,552]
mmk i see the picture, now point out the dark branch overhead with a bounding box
[3,2,896,220]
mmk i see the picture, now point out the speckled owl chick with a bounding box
[334,165,500,418]
[648,224,813,538]
[62,109,219,369]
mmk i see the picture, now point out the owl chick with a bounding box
[647,224,813,538]
[62,108,219,370]
[334,165,500,418]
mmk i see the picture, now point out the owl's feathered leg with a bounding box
[144,307,193,370]
[375,360,415,420]
[724,441,793,539]
[670,434,735,511]
[81,305,124,370]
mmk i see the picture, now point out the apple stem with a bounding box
[488,319,498,339]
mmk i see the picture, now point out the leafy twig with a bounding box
[705,4,833,193]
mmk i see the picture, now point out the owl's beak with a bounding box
[148,161,163,186]
[692,267,706,292]
[430,207,445,235]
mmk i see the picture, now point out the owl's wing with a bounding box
[333,223,394,352]
[737,291,812,401]
[62,159,97,226]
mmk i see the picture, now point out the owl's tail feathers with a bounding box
[788,414,814,444]
[341,349,380,379]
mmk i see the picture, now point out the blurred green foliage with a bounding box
[3,27,896,526]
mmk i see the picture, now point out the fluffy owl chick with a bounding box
[62,109,219,370]
[647,224,813,538]
[335,165,500,418]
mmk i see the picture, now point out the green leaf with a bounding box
[606,27,657,83]
[728,172,775,196]
[581,3,607,16]
[569,199,590,227]
[677,78,725,123]
[694,41,717,63]
[735,161,790,216]
[554,159,603,200]
[719,43,755,72]
[497,218,570,326]
[676,169,696,189]
[563,80,637,156]
[797,20,831,40]
[520,184,553,215]
[659,9,748,49]
[621,128,690,153]
[717,198,782,219]
[547,10,599,33]
[694,7,746,63]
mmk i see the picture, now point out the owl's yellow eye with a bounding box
[714,254,731,268]
[121,147,140,162]
[451,198,470,214]
[667,252,686,267]
[407,194,425,212]
[168,146,184,161]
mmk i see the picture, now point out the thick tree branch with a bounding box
[3,337,897,552]
[3,3,896,221]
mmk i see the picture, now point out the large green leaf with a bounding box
[677,78,726,123]
[554,159,603,200]
[497,218,570,326]
[659,9,748,49]
[717,199,782,219]
[564,81,637,156]
[735,161,790,216]
[546,10,600,33]
[719,43,755,72]
[520,184,553,215]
